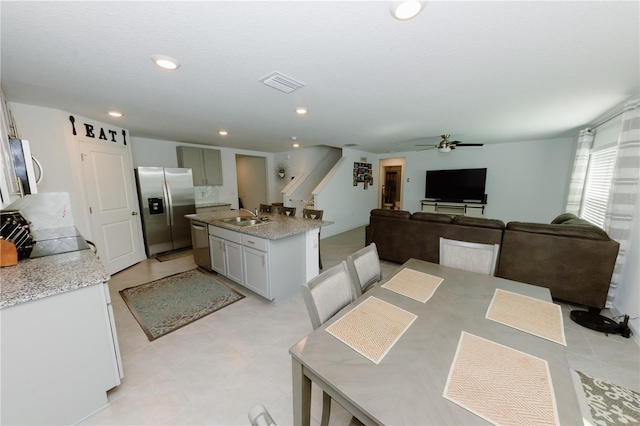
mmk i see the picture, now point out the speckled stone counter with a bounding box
[186,210,333,240]
[0,250,109,309]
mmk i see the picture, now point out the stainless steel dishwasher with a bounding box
[190,220,211,270]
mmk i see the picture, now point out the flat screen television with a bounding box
[425,168,487,202]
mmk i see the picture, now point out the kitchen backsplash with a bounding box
[194,185,219,206]
[3,192,75,230]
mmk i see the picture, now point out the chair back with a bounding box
[301,261,355,329]
[439,237,500,276]
[259,204,272,213]
[303,208,323,220]
[248,403,277,426]
[346,243,383,297]
[280,206,297,217]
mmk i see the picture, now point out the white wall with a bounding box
[9,103,92,236]
[315,148,378,238]
[381,137,575,224]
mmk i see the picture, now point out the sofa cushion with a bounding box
[551,213,579,224]
[506,221,610,240]
[410,212,453,223]
[452,215,505,229]
[370,209,411,220]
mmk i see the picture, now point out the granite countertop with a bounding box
[0,250,109,309]
[186,210,333,240]
[196,202,232,208]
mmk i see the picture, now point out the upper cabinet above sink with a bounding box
[177,146,223,186]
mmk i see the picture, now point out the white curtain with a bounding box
[603,98,640,308]
[565,128,594,214]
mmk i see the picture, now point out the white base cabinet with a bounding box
[1,282,122,425]
[225,240,244,284]
[208,225,310,302]
[209,234,227,276]
[209,225,244,285]
[243,245,269,298]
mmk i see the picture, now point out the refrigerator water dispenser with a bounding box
[148,197,164,215]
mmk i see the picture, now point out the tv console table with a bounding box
[420,200,486,218]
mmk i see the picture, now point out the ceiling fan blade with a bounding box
[453,143,484,147]
[415,144,438,147]
[416,146,437,151]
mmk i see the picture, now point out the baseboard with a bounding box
[611,303,640,346]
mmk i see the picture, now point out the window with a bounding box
[580,145,617,228]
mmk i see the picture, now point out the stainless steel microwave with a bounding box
[8,138,40,195]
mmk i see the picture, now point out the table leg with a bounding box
[292,357,311,426]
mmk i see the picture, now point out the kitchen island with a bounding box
[187,210,332,302]
[1,250,123,425]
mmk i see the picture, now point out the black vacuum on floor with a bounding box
[570,311,632,338]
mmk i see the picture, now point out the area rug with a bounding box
[155,248,193,262]
[120,268,244,340]
[573,370,640,426]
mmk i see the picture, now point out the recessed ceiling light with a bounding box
[295,108,308,115]
[390,1,426,20]
[152,55,180,70]
[219,130,228,136]
[108,111,122,117]
[293,143,300,148]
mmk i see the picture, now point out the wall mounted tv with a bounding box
[425,168,487,202]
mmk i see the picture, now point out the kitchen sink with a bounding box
[220,216,269,226]
[222,216,246,223]
[237,219,270,227]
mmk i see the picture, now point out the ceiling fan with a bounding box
[416,135,484,152]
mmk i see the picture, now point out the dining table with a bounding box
[289,258,583,425]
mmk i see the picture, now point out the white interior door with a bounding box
[80,141,142,274]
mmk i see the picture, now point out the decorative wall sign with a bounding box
[353,162,373,189]
[69,115,127,146]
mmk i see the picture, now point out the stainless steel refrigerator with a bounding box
[135,167,196,256]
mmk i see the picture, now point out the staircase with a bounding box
[282,147,341,213]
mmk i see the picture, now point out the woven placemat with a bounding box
[486,289,566,345]
[381,268,443,303]
[325,296,417,364]
[444,332,559,426]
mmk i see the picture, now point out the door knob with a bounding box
[132,211,138,215]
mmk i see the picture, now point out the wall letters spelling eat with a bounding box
[69,115,127,145]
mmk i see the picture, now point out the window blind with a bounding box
[580,146,617,228]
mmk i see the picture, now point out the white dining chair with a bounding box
[439,237,500,276]
[346,243,383,297]
[301,261,355,426]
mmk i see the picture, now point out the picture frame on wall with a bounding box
[353,162,372,189]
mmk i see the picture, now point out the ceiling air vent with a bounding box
[344,143,358,147]
[259,72,305,94]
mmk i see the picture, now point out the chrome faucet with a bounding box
[240,208,258,218]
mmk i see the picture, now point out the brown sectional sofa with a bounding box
[365,209,619,311]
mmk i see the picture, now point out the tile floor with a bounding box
[82,226,639,425]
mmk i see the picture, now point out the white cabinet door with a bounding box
[209,235,227,276]
[225,240,244,284]
[243,245,270,299]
